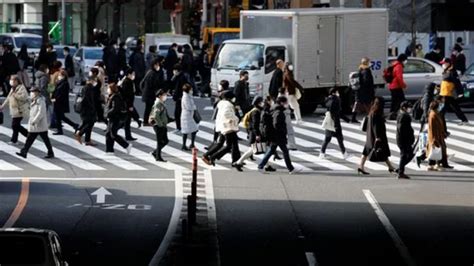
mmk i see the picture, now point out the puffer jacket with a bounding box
[28,95,48,133]
[1,84,29,118]
[216,99,239,135]
[389,61,407,90]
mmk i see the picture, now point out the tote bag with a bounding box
[251,142,267,155]
[428,146,442,161]
[321,111,335,132]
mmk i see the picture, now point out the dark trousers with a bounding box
[21,131,53,155]
[258,141,294,171]
[55,110,78,134]
[143,102,154,125]
[390,89,406,119]
[441,96,468,124]
[153,126,169,159]
[124,113,134,139]
[11,117,28,143]
[96,101,105,122]
[398,146,414,174]
[210,132,241,163]
[320,129,346,154]
[174,99,182,130]
[105,120,129,152]
[205,133,225,157]
[131,107,140,122]
[78,119,95,142]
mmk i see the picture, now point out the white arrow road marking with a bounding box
[91,187,112,204]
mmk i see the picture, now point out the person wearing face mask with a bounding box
[0,76,29,144]
[439,57,469,126]
[319,88,349,160]
[35,64,51,108]
[233,70,251,115]
[102,39,119,82]
[172,64,192,132]
[89,67,105,123]
[120,67,140,140]
[388,54,408,120]
[395,101,415,179]
[426,100,452,171]
[51,70,79,135]
[257,96,302,175]
[63,47,75,92]
[164,43,179,82]
[74,79,98,146]
[269,59,285,101]
[15,87,54,159]
[180,84,199,151]
[105,83,132,154]
[141,58,165,126]
[149,89,172,161]
[451,44,466,75]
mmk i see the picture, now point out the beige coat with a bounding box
[1,85,30,118]
[28,96,49,133]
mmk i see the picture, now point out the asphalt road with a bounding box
[0,94,473,265]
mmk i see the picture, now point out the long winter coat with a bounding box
[28,95,48,133]
[269,68,283,99]
[180,92,199,134]
[142,69,164,104]
[129,50,146,80]
[65,54,75,78]
[1,84,29,118]
[427,110,447,156]
[120,77,136,109]
[216,100,239,135]
[79,84,97,121]
[356,66,375,104]
[233,80,250,113]
[52,78,71,113]
[396,111,414,149]
[362,112,391,159]
[248,107,262,144]
[271,104,288,144]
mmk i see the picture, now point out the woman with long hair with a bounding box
[282,64,303,124]
[426,100,452,171]
[358,97,395,175]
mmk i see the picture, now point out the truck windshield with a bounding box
[215,43,264,70]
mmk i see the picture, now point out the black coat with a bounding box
[363,113,391,159]
[425,51,443,65]
[453,53,466,75]
[142,69,164,104]
[325,95,342,134]
[80,84,97,121]
[172,72,190,101]
[248,107,262,144]
[164,49,178,71]
[396,111,414,149]
[103,46,119,77]
[269,68,283,99]
[106,93,126,122]
[3,51,20,76]
[120,77,135,108]
[181,50,194,75]
[271,104,287,144]
[233,80,250,113]
[422,83,435,122]
[118,47,127,71]
[53,79,71,113]
[356,67,375,104]
[129,51,146,78]
[65,54,75,78]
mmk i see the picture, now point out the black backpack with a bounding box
[73,87,84,114]
[412,98,423,121]
[383,65,395,84]
[260,108,274,139]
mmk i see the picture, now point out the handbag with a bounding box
[193,109,202,123]
[428,145,442,161]
[368,141,385,162]
[251,142,267,155]
[321,111,335,132]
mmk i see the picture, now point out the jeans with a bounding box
[258,141,294,171]
[105,120,129,152]
[390,89,406,119]
[78,119,95,142]
[320,129,346,154]
[21,131,53,155]
[11,117,28,143]
[55,110,78,134]
[210,132,241,163]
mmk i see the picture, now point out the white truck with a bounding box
[211,8,388,113]
[144,33,191,57]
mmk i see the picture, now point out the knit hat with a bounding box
[252,96,263,106]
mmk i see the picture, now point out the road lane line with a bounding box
[0,159,23,171]
[0,127,105,171]
[363,189,417,266]
[149,170,184,265]
[2,178,30,228]
[204,169,221,266]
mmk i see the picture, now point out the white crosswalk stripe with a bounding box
[0,117,472,173]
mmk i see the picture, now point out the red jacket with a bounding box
[389,61,406,90]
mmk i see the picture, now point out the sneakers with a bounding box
[126,144,133,155]
[258,168,269,174]
[318,153,326,159]
[8,141,18,145]
[296,120,304,125]
[289,167,303,175]
[342,152,351,160]
[265,166,277,172]
[458,121,468,126]
[15,152,27,158]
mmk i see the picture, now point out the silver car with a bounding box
[376,57,443,101]
[73,46,103,84]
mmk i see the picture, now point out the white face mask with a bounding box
[161,96,168,102]
[58,76,65,81]
[406,108,412,114]
[155,66,161,71]
[173,70,178,76]
[231,97,236,103]
[259,102,264,108]
[283,104,290,109]
[129,74,135,81]
[30,92,36,98]
[89,71,93,77]
[442,64,449,70]
[9,80,15,87]
[403,60,408,65]
[64,52,69,56]
[92,82,98,87]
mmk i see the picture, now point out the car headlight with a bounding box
[467,83,474,89]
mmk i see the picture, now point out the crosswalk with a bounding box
[0,118,473,174]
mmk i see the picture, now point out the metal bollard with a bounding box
[192,148,198,184]
[187,195,196,225]
[182,219,188,242]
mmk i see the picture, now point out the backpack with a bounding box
[383,65,395,84]
[411,98,423,121]
[259,108,274,138]
[242,107,257,129]
[73,89,84,114]
[349,71,360,91]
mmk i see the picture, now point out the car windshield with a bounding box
[22,29,42,36]
[215,43,264,70]
[85,49,103,60]
[14,37,42,49]
[213,32,240,45]
[465,64,474,76]
[56,47,77,59]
